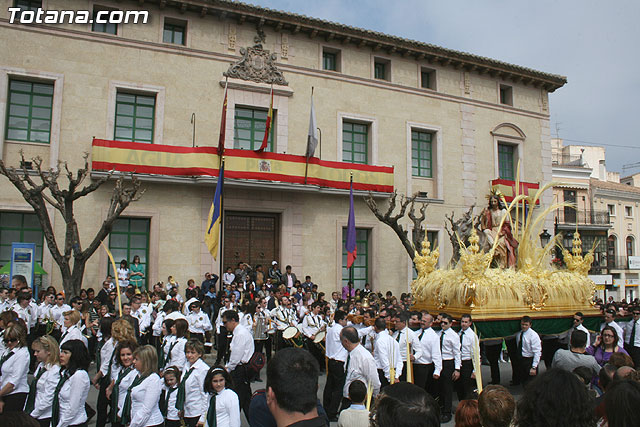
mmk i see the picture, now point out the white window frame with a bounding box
[337,112,378,166]
[406,121,443,199]
[491,124,526,181]
[0,67,64,169]
[107,80,165,144]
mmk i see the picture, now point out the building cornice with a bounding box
[112,0,568,92]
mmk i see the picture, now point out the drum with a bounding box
[254,315,268,341]
[313,330,326,344]
[283,325,304,348]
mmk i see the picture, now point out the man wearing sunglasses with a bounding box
[623,308,640,368]
[438,313,460,424]
[50,293,71,330]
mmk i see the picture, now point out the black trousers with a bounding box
[541,337,561,370]
[2,392,28,412]
[304,338,326,372]
[183,416,199,427]
[322,358,345,419]
[438,359,455,417]
[95,375,111,427]
[230,364,252,419]
[624,344,640,369]
[190,332,205,343]
[519,356,536,388]
[165,420,181,427]
[377,369,391,390]
[37,419,51,427]
[215,327,229,364]
[505,337,520,384]
[484,341,502,385]
[456,359,475,401]
[399,361,410,382]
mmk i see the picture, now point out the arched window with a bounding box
[626,236,635,257]
[607,235,617,269]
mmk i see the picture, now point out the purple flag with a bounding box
[346,177,357,268]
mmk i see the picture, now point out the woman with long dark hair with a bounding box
[0,323,30,412]
[52,339,91,427]
[586,325,629,366]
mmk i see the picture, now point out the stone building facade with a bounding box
[0,0,566,295]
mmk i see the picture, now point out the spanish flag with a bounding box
[255,85,273,153]
[205,164,224,259]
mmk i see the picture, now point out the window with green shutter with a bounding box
[411,130,433,178]
[342,121,368,164]
[234,107,274,152]
[342,228,369,289]
[498,143,515,180]
[114,92,155,144]
[108,218,150,288]
[0,212,44,270]
[163,22,185,45]
[13,0,42,12]
[5,79,53,144]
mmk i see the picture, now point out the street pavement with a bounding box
[83,352,536,427]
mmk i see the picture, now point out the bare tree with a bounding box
[364,190,429,261]
[0,152,144,298]
[444,205,489,265]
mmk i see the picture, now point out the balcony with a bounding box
[90,139,394,195]
[555,209,610,226]
[552,153,585,167]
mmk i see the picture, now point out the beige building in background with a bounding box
[0,0,566,296]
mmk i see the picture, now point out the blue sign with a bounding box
[9,242,36,291]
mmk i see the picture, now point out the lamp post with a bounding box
[539,229,551,248]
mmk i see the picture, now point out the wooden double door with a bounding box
[223,212,280,271]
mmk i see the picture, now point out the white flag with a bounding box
[305,93,319,158]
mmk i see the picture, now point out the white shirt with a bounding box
[60,324,88,348]
[55,369,90,427]
[226,324,254,371]
[166,311,187,322]
[50,304,71,328]
[271,306,297,330]
[183,297,200,315]
[117,267,130,287]
[343,344,381,398]
[459,328,478,361]
[357,326,376,353]
[415,327,443,376]
[392,327,424,362]
[373,330,403,381]
[164,336,187,370]
[180,358,210,418]
[602,321,625,348]
[439,328,462,370]
[624,318,640,347]
[0,346,30,394]
[132,307,152,333]
[30,362,60,420]
[200,388,241,427]
[326,323,348,362]
[215,307,232,333]
[120,372,164,427]
[38,302,54,322]
[239,313,254,336]
[99,337,116,377]
[15,304,35,332]
[517,328,542,368]
[223,272,235,285]
[114,367,137,417]
[163,385,180,421]
[152,311,166,337]
[188,311,214,334]
[302,313,323,338]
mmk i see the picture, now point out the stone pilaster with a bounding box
[461,104,477,207]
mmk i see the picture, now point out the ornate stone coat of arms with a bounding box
[224,29,288,86]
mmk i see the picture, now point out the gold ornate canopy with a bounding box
[412,177,600,321]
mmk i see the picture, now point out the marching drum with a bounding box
[283,325,304,348]
[254,315,268,341]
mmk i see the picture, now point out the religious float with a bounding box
[412,180,601,339]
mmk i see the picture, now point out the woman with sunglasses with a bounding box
[27,335,61,427]
[52,339,91,427]
[586,325,630,367]
[0,323,30,412]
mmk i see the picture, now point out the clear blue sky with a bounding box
[250,0,640,176]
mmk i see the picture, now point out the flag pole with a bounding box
[348,171,353,300]
[304,86,315,185]
[218,156,225,293]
